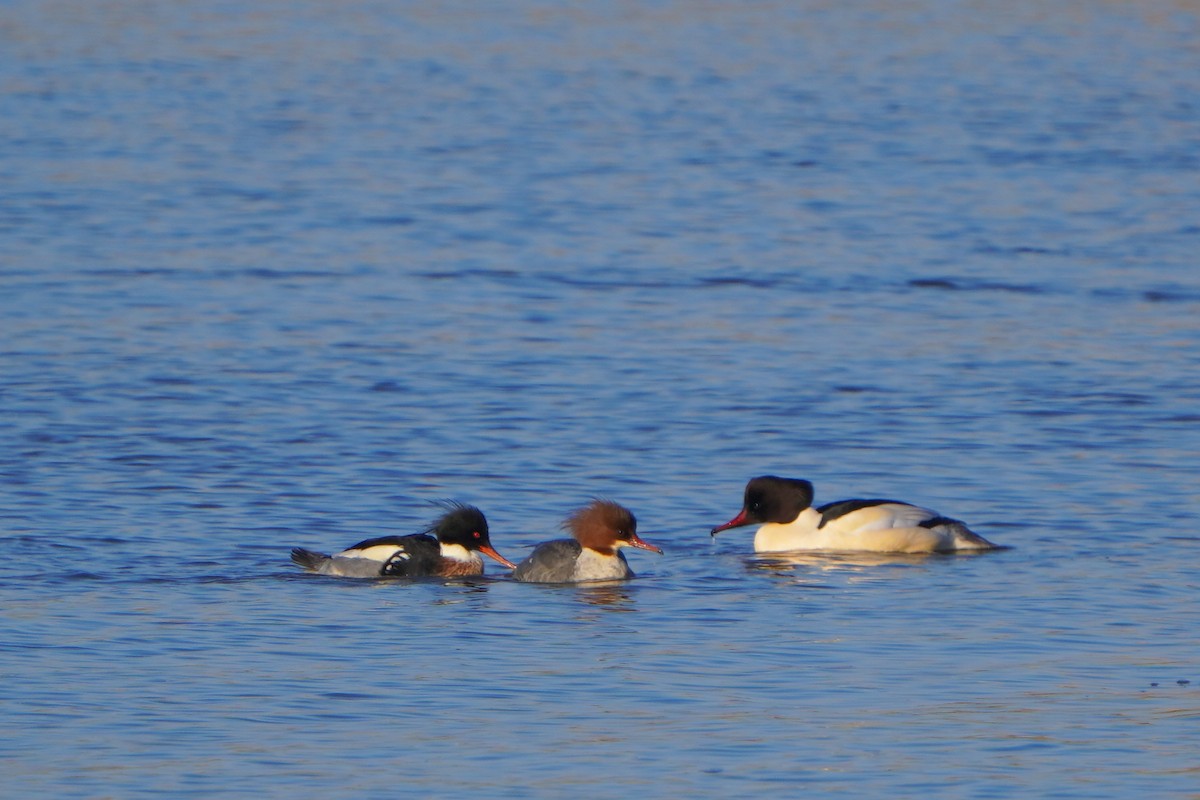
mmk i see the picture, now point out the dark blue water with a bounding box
[3,1,1199,797]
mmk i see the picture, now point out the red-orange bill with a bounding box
[711,509,750,535]
[628,534,663,554]
[480,545,517,569]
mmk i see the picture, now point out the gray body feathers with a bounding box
[512,539,634,583]
[290,547,389,578]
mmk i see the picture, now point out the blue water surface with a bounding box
[2,1,1199,797]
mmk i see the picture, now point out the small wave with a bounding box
[907,277,1045,294]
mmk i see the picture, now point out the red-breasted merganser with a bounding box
[711,476,998,553]
[512,500,663,583]
[291,503,516,578]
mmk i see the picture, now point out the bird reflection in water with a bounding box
[573,581,636,610]
[428,578,493,604]
[747,550,938,579]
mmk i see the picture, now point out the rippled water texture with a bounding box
[2,1,1199,797]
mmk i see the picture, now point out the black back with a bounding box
[345,534,415,552]
[814,498,902,529]
[377,533,442,577]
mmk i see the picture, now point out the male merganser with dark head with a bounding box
[512,500,663,583]
[711,476,998,553]
[291,503,516,578]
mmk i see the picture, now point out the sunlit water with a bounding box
[2,1,1199,797]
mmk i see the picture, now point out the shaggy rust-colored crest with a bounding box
[565,499,637,555]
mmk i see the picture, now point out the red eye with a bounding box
[473,531,481,539]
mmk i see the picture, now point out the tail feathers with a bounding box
[290,547,330,572]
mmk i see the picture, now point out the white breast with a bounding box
[571,548,631,582]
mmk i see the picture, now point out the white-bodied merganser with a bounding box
[512,500,663,583]
[711,476,998,553]
[291,503,516,578]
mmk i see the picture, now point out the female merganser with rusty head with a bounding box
[711,476,998,553]
[291,503,516,578]
[512,500,663,583]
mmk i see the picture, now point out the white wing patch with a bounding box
[335,543,404,562]
[824,503,936,534]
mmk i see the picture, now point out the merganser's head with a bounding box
[566,500,663,556]
[710,476,815,535]
[432,503,517,569]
